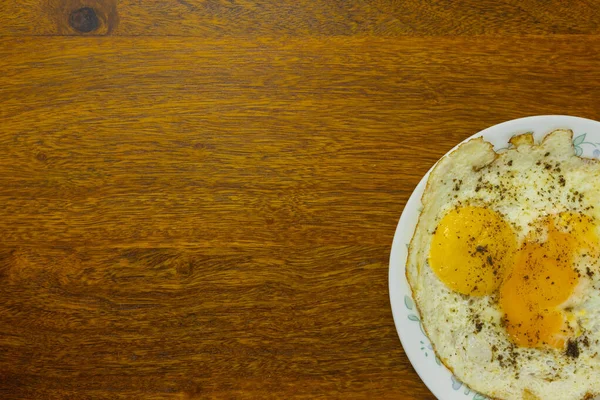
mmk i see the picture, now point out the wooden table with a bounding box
[1,1,600,399]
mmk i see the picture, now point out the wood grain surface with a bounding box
[3,0,600,36]
[1,1,600,399]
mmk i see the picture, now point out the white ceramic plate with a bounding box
[389,115,600,400]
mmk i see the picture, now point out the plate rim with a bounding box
[388,114,600,400]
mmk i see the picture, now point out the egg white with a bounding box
[406,130,600,400]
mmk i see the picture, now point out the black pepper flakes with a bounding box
[475,321,483,333]
[583,336,590,347]
[476,245,488,253]
[566,339,580,358]
[587,267,595,278]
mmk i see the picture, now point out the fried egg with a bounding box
[406,130,600,400]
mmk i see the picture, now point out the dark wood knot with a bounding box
[69,7,100,33]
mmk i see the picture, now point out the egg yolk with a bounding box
[428,206,517,296]
[499,212,599,348]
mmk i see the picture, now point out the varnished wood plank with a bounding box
[1,35,600,398]
[1,36,599,249]
[2,0,600,36]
